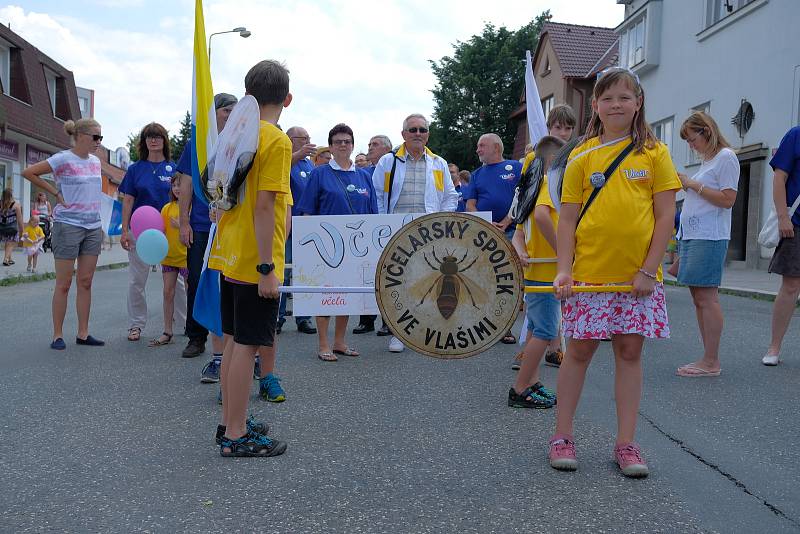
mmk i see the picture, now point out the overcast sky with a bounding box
[1,1,624,154]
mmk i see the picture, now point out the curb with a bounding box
[0,261,129,287]
[663,278,782,303]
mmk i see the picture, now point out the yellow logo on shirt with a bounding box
[622,168,649,180]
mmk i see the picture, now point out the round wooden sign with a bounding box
[375,212,524,359]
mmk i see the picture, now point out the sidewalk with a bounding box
[1,245,129,282]
[663,263,784,300]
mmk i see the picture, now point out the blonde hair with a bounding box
[584,69,657,153]
[64,118,101,141]
[679,111,730,158]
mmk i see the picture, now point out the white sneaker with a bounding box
[388,336,405,353]
[762,353,780,366]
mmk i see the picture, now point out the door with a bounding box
[728,162,749,261]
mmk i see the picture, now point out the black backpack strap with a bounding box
[577,141,635,225]
[385,150,401,214]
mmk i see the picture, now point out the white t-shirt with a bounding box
[46,150,103,230]
[679,147,740,241]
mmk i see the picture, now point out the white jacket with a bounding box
[371,144,459,214]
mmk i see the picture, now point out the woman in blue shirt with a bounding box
[119,122,182,342]
[296,123,378,362]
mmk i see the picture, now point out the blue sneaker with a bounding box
[532,381,557,405]
[201,358,221,383]
[253,356,261,380]
[259,373,285,403]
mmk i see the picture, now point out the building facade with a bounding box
[617,0,800,267]
[510,22,618,159]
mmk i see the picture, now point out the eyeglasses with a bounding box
[331,139,353,146]
[290,136,310,142]
[406,127,428,134]
[686,131,705,144]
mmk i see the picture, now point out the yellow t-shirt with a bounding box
[517,175,558,282]
[561,137,680,283]
[161,201,187,268]
[208,121,292,284]
[22,225,44,247]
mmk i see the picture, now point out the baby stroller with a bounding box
[39,218,52,253]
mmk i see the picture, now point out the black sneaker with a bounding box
[215,417,270,445]
[182,339,205,358]
[219,430,287,457]
[508,387,554,409]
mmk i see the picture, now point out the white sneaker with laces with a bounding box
[388,336,405,353]
[762,353,780,366]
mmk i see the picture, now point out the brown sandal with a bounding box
[148,332,173,347]
[127,327,142,341]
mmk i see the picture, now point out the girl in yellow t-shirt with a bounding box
[548,68,681,478]
[150,174,188,347]
[22,212,45,272]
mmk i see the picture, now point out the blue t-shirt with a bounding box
[770,126,800,227]
[455,184,466,212]
[464,160,522,222]
[296,163,378,216]
[175,145,211,233]
[290,158,315,217]
[119,159,175,212]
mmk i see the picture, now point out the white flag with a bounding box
[525,50,548,147]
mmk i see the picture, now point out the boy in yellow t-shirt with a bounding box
[207,60,293,458]
[22,212,45,272]
[509,136,564,409]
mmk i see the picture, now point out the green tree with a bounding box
[170,111,191,160]
[127,133,140,162]
[428,12,550,170]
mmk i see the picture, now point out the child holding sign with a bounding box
[549,68,680,478]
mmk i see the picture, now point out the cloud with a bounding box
[1,1,624,155]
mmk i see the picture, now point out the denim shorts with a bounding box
[677,239,728,287]
[524,280,559,341]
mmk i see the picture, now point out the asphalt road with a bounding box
[1,269,798,533]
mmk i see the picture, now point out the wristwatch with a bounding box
[256,263,275,275]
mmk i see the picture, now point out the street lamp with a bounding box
[208,27,252,62]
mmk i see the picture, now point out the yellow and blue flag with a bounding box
[191,0,217,205]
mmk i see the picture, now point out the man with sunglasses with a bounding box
[372,113,459,352]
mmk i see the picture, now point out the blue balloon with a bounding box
[136,229,169,265]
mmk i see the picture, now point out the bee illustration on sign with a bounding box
[411,247,487,319]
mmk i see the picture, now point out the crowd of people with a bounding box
[13,63,800,474]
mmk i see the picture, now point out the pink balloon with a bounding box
[130,205,164,238]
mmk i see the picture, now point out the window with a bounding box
[705,0,757,28]
[687,103,711,165]
[619,16,646,68]
[541,95,554,120]
[0,43,8,95]
[544,57,551,75]
[652,117,674,155]
[43,66,69,120]
[44,68,57,114]
[0,162,6,191]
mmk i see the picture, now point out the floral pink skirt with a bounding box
[562,282,670,340]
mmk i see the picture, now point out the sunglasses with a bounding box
[87,134,103,141]
[596,67,641,86]
[406,127,428,134]
[146,135,164,141]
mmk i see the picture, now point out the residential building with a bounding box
[76,86,95,119]
[0,24,122,218]
[616,0,799,267]
[510,22,618,159]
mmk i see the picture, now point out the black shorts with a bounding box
[220,278,279,347]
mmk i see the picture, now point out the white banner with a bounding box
[291,212,491,316]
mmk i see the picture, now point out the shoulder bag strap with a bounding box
[386,151,400,214]
[577,141,635,225]
[788,189,800,218]
[331,169,357,215]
